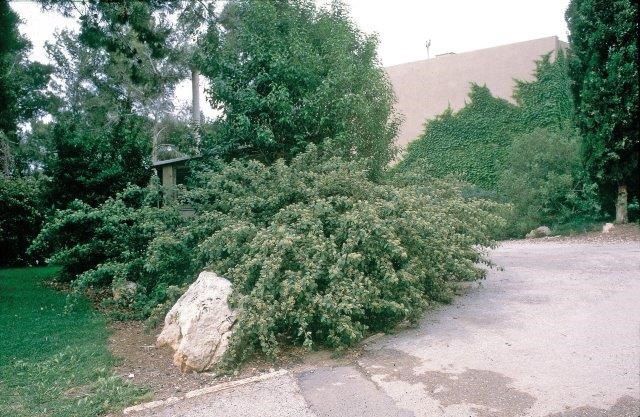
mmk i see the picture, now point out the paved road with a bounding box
[128,240,640,416]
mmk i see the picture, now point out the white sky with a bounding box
[343,0,570,66]
[10,0,570,115]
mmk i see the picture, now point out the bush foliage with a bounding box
[396,84,525,191]
[198,0,399,178]
[396,53,574,192]
[32,146,505,364]
[0,175,45,266]
[498,127,600,236]
[396,52,602,235]
[29,178,192,306]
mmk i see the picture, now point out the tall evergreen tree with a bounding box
[0,0,51,175]
[565,0,639,222]
[37,1,216,206]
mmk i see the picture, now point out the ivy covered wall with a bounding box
[395,52,575,193]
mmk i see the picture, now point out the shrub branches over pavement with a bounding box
[31,145,505,365]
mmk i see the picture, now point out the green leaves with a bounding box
[1,1,53,174]
[566,0,638,207]
[0,175,45,266]
[395,50,602,235]
[43,110,152,208]
[396,84,524,191]
[180,146,504,363]
[498,127,600,235]
[34,145,505,365]
[198,0,398,178]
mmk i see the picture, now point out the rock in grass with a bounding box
[525,226,551,239]
[157,272,236,372]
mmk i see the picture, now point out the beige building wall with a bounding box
[386,36,568,149]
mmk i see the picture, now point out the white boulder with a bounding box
[602,222,615,233]
[157,271,236,372]
[525,225,552,239]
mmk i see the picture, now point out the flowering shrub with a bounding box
[32,145,505,364]
[185,146,504,362]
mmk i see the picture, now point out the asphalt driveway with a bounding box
[125,238,640,417]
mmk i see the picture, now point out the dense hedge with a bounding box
[395,52,601,235]
[31,146,505,364]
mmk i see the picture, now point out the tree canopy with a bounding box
[198,0,399,177]
[0,0,52,175]
[34,1,210,207]
[566,0,639,221]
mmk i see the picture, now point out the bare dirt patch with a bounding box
[109,321,215,399]
[108,321,363,402]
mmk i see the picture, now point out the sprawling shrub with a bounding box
[183,146,504,362]
[32,145,505,364]
[28,179,195,300]
[498,127,600,236]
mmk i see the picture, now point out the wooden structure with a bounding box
[152,155,196,216]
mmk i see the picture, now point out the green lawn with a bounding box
[0,267,148,417]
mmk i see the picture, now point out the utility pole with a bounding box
[426,39,432,59]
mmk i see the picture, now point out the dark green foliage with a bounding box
[514,52,575,130]
[0,0,52,175]
[0,267,148,416]
[198,0,398,178]
[44,111,152,208]
[396,84,525,190]
[37,3,204,208]
[33,146,505,364]
[565,0,639,210]
[396,51,602,235]
[0,0,52,133]
[29,179,188,286]
[39,0,186,94]
[498,127,600,236]
[398,52,577,193]
[0,176,45,266]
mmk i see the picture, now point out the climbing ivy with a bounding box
[396,84,525,191]
[395,51,575,193]
[514,52,574,130]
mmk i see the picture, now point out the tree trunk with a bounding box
[191,67,201,150]
[615,184,628,224]
[1,133,13,176]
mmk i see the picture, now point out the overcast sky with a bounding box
[10,0,570,115]
[344,0,570,66]
[11,0,570,66]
